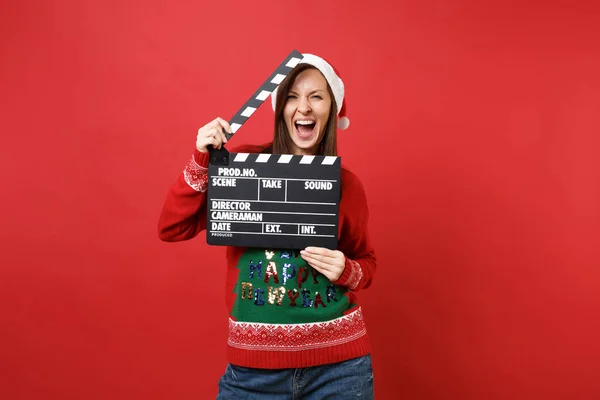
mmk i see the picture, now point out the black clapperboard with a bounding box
[205,50,341,249]
[207,154,340,249]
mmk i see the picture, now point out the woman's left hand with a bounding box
[300,247,346,282]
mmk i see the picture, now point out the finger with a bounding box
[300,251,325,264]
[198,126,214,142]
[300,253,331,271]
[303,246,332,256]
[209,136,220,150]
[305,262,336,282]
[204,133,220,147]
[215,117,232,135]
[213,124,228,145]
[301,248,337,262]
[199,120,220,136]
[197,136,218,153]
[211,126,226,148]
[304,258,327,274]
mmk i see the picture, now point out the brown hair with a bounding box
[271,64,338,156]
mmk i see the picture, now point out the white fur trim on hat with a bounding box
[271,53,349,129]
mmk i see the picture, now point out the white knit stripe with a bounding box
[228,330,365,352]
[183,155,208,192]
[227,308,366,351]
[347,260,363,290]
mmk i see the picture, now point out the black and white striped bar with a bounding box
[225,50,303,140]
[207,153,341,249]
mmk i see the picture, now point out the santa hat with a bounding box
[271,53,350,130]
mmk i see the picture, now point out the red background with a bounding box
[1,1,599,399]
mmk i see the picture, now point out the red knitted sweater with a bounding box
[158,143,376,369]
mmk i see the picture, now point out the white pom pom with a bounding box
[337,116,350,130]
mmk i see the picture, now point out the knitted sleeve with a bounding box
[333,170,377,291]
[158,149,211,241]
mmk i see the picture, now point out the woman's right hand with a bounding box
[196,117,231,153]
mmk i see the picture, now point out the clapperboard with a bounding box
[207,154,340,249]
[206,50,341,249]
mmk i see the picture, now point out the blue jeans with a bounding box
[216,355,374,399]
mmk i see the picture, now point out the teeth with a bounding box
[295,120,315,125]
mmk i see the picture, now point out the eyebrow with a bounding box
[288,89,326,95]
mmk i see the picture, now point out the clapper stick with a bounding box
[208,49,304,165]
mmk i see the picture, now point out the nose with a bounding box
[298,96,311,113]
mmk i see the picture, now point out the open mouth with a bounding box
[294,120,316,138]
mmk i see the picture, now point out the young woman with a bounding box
[158,54,377,399]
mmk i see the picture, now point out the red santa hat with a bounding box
[271,53,350,130]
